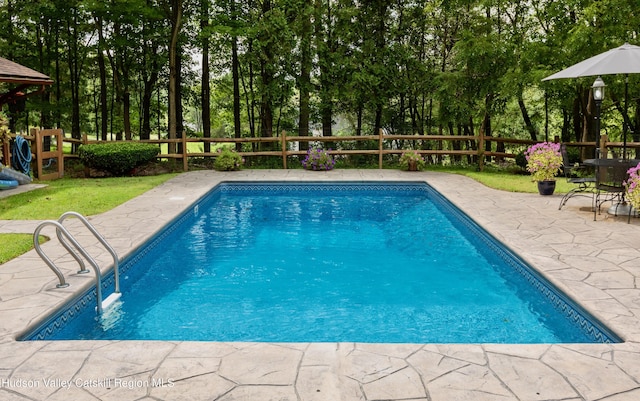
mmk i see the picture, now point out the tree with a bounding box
[166,0,182,153]
[293,0,313,141]
[61,0,92,142]
[200,0,211,152]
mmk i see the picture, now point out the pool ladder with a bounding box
[33,211,121,314]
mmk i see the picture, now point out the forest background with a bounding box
[0,0,638,159]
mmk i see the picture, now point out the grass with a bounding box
[0,234,48,264]
[0,167,572,264]
[421,164,575,194]
[0,174,177,220]
[458,170,574,193]
[0,174,177,263]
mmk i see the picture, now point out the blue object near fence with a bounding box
[0,163,32,185]
[0,179,18,190]
[11,135,32,175]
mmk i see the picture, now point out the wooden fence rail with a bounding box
[2,129,639,179]
[76,131,530,172]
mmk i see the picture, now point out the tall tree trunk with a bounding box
[518,94,537,141]
[356,104,363,136]
[37,14,52,129]
[371,1,387,137]
[231,0,242,151]
[65,8,82,144]
[315,0,333,138]
[483,95,492,152]
[140,47,158,141]
[298,2,312,150]
[123,90,131,140]
[176,43,184,154]
[259,0,274,147]
[577,90,595,159]
[105,22,130,141]
[98,36,109,141]
[141,75,156,140]
[55,27,62,129]
[96,24,108,141]
[168,0,182,154]
[561,108,571,143]
[481,111,491,163]
[201,0,211,153]
[399,93,406,135]
[572,95,582,143]
[374,104,383,137]
[140,26,159,140]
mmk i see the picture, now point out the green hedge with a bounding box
[78,142,160,176]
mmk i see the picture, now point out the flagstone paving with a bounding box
[1,169,640,400]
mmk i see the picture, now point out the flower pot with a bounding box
[537,180,556,196]
[408,161,418,171]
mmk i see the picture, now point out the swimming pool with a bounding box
[21,181,619,343]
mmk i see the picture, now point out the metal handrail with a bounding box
[33,212,121,314]
[33,221,105,313]
[57,212,120,293]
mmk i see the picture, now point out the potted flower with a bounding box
[524,142,562,195]
[214,147,245,171]
[399,149,426,171]
[302,147,335,171]
[625,164,640,212]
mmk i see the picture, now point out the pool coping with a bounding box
[1,169,640,400]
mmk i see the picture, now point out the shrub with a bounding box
[214,147,244,171]
[515,151,527,169]
[78,142,160,176]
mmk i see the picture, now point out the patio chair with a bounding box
[558,144,596,210]
[593,159,628,221]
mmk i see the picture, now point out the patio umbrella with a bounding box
[543,42,640,157]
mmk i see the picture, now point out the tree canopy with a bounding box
[1,0,638,151]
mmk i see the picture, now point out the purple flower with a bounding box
[525,142,562,182]
[302,147,335,171]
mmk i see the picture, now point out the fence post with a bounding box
[182,134,188,172]
[55,130,64,178]
[31,128,40,177]
[82,134,90,177]
[600,134,609,159]
[33,128,64,180]
[281,130,287,169]
[478,127,485,172]
[378,129,383,169]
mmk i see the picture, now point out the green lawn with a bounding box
[0,234,47,264]
[459,170,574,194]
[0,168,572,264]
[0,174,177,263]
[0,174,177,220]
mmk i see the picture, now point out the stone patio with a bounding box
[1,169,640,401]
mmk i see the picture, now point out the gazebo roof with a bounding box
[0,56,53,107]
[0,56,53,85]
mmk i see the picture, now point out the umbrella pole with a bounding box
[624,74,628,159]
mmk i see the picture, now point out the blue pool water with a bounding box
[24,182,618,343]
